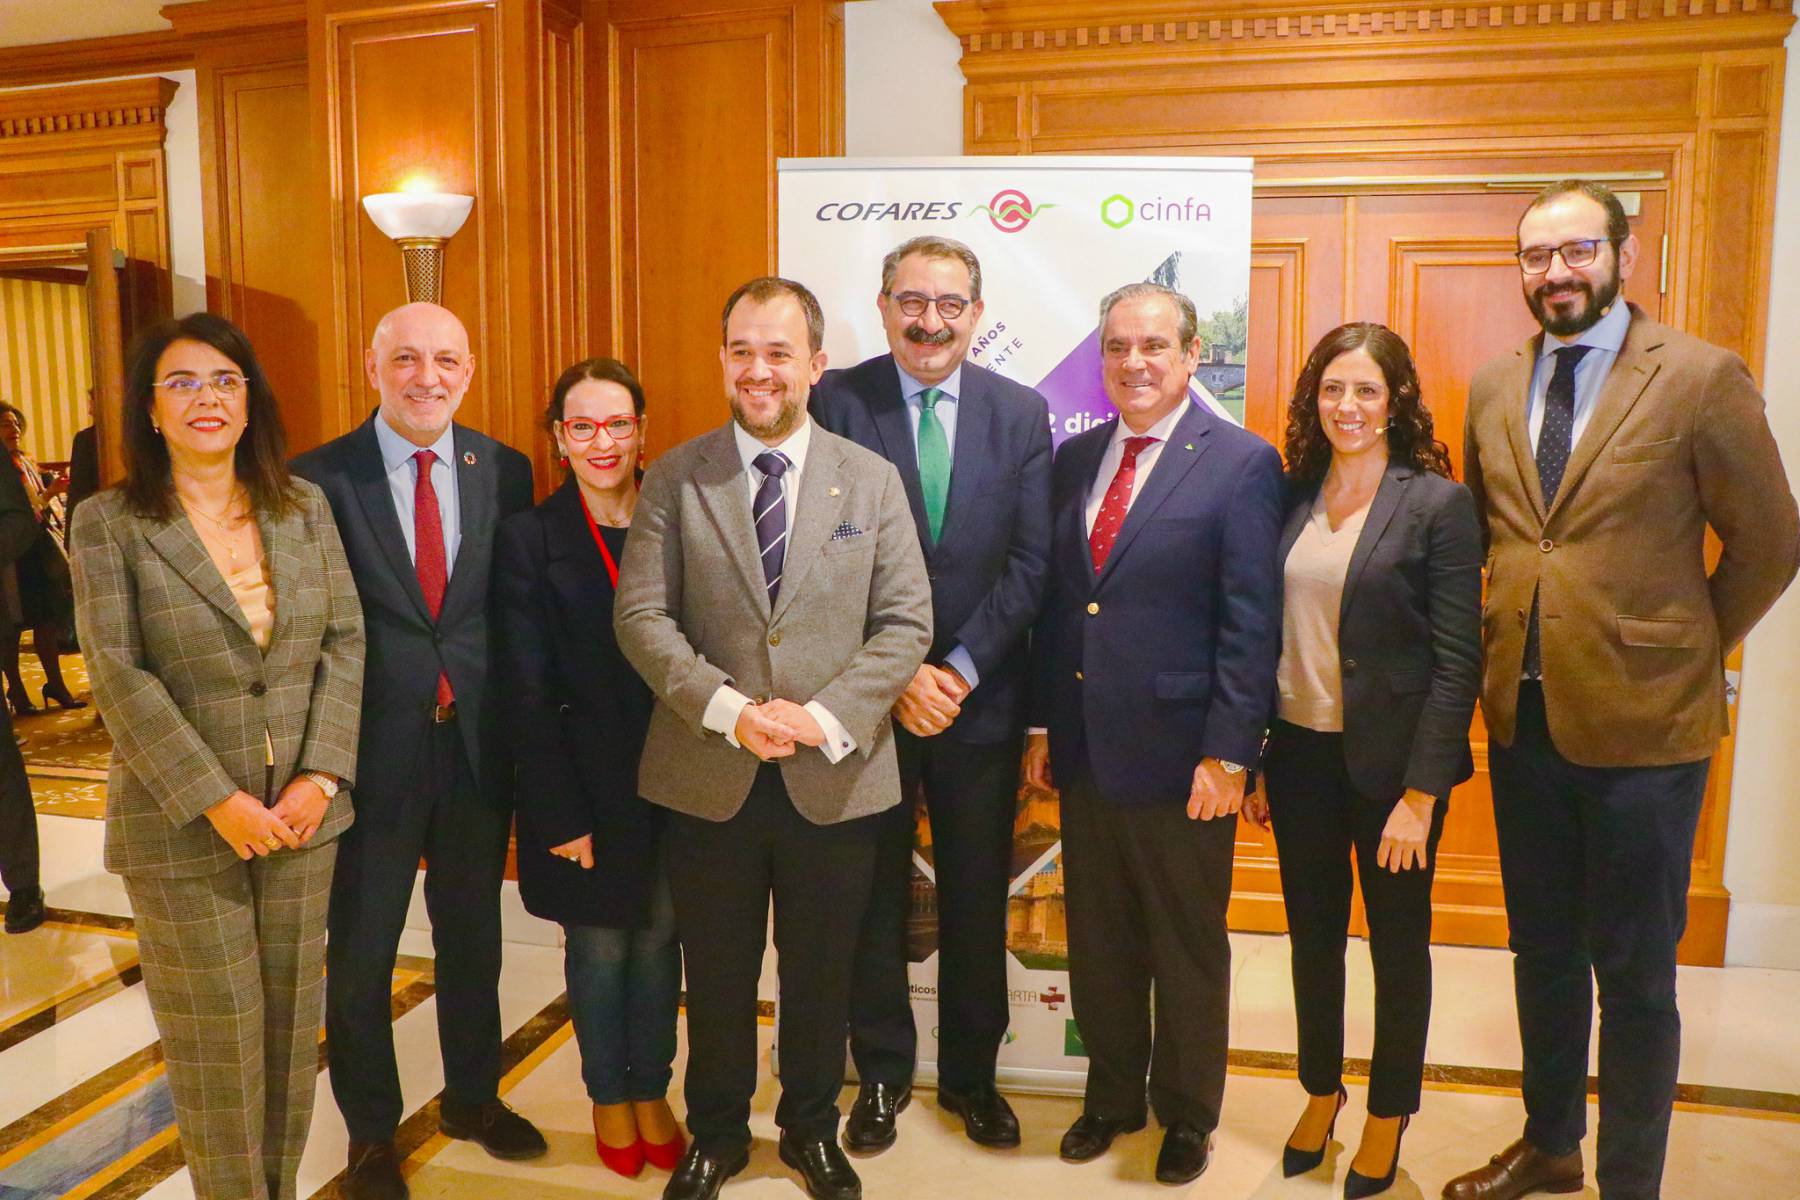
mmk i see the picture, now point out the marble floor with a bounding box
[3,812,1797,1199]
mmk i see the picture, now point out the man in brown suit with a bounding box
[1444,180,1799,1200]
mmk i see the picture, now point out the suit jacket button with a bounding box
[249,682,266,697]
[1086,602,1100,616]
[1539,538,1554,552]
[1342,658,1357,673]
[769,631,781,647]
[1075,671,1084,681]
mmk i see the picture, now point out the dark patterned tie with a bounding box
[1088,436,1158,572]
[1523,344,1593,679]
[753,450,790,602]
[412,449,454,705]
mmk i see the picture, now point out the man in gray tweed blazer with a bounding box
[615,277,931,1200]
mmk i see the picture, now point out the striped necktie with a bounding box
[753,450,790,602]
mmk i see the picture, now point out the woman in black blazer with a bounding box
[1249,323,1482,1197]
[494,358,683,1179]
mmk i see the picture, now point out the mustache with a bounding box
[904,325,954,347]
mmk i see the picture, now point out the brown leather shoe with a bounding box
[1442,1138,1583,1199]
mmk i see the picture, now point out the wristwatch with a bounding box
[303,770,340,798]
[1218,760,1246,775]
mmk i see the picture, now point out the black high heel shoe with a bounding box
[1281,1086,1347,1177]
[1344,1113,1410,1199]
[6,686,40,717]
[41,687,86,711]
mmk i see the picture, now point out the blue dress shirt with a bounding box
[1526,300,1631,454]
[373,412,462,573]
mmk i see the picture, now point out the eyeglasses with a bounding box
[561,415,640,442]
[888,291,971,320]
[1516,239,1616,275]
[154,371,246,399]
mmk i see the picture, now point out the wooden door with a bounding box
[1228,181,1681,952]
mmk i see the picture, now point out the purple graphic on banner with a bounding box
[1034,329,1113,447]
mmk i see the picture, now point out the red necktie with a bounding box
[1089,435,1158,571]
[412,449,454,705]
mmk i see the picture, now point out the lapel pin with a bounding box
[463,451,477,466]
[1184,443,1195,451]
[828,486,840,497]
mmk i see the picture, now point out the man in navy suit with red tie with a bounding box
[811,236,1052,1152]
[1024,282,1283,1186]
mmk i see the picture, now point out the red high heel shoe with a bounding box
[641,1127,687,1171]
[593,1104,645,1177]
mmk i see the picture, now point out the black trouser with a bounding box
[325,720,510,1143]
[1263,720,1447,1117]
[1491,681,1709,1200]
[1060,766,1236,1131]
[850,731,1017,1093]
[0,703,38,897]
[665,763,880,1154]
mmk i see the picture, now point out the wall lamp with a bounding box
[361,177,473,305]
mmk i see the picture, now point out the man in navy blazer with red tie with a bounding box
[1024,282,1282,1186]
[811,236,1051,1153]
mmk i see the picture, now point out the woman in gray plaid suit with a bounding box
[70,313,364,1200]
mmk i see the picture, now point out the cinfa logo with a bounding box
[972,188,1055,233]
[1100,192,1213,229]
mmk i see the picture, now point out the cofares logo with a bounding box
[1100,193,1213,229]
[972,188,1055,233]
[815,200,962,222]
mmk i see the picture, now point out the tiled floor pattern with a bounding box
[4,817,1797,1198]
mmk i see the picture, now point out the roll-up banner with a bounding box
[777,156,1254,1093]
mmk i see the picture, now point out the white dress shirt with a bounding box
[700,416,855,763]
[1526,299,1631,453]
[374,411,461,571]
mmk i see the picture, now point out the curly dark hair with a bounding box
[1283,322,1454,485]
[120,312,297,520]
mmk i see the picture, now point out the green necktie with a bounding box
[917,386,951,542]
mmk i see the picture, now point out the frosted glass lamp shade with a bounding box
[361,191,473,240]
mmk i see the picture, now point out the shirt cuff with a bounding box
[1027,726,1048,736]
[703,685,753,749]
[942,645,980,691]
[806,701,856,764]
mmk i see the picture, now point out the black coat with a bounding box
[292,417,534,811]
[810,354,1052,744]
[1269,463,1484,800]
[494,477,659,928]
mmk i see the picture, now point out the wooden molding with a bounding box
[937,0,1795,73]
[0,78,181,146]
[161,0,307,36]
[0,31,189,90]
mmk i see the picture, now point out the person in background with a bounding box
[0,401,84,713]
[69,312,364,1200]
[495,357,685,1179]
[1251,322,1481,1198]
[0,429,44,935]
[66,390,99,521]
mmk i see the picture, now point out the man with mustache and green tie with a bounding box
[811,236,1052,1154]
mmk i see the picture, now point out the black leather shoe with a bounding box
[437,1097,547,1160]
[1058,1112,1147,1162]
[3,885,45,934]
[1156,1122,1214,1186]
[843,1081,911,1152]
[778,1133,862,1200]
[664,1142,750,1200]
[343,1140,408,1200]
[937,1084,1021,1148]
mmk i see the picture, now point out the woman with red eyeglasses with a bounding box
[493,357,685,1179]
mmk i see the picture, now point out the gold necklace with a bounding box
[181,491,251,562]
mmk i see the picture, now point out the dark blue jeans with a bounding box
[563,872,681,1105]
[1491,681,1709,1200]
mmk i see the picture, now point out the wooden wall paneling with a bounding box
[600,1,845,459]
[936,0,1795,965]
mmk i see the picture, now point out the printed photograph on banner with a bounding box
[779,156,1252,1089]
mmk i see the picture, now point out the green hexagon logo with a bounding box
[1100,193,1135,229]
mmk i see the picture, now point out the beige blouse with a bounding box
[183,504,275,653]
[1276,493,1369,733]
